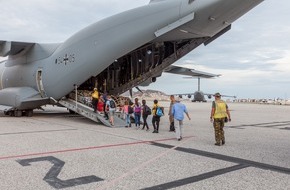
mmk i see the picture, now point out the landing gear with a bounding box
[68,109,76,114]
[14,110,22,117]
[3,109,33,117]
[24,110,33,117]
[4,110,12,116]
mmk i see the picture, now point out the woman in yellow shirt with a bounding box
[91,88,99,112]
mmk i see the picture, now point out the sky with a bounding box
[0,0,290,99]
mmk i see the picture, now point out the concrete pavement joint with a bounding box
[96,137,194,190]
[229,121,290,129]
[141,164,249,190]
[0,129,77,136]
[151,142,290,175]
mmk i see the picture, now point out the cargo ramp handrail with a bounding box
[58,98,126,127]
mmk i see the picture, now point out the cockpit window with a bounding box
[189,0,195,4]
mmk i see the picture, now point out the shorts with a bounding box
[108,110,115,117]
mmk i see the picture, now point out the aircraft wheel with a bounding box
[8,111,14,116]
[14,110,22,117]
[25,110,33,117]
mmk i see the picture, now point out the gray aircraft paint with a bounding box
[0,0,263,110]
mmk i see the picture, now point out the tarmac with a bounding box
[0,102,289,190]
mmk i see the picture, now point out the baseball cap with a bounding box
[214,92,221,97]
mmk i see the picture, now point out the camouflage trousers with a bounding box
[213,118,225,144]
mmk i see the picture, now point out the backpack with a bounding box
[134,105,141,113]
[109,100,116,109]
[128,106,134,114]
[145,105,152,115]
[156,107,163,117]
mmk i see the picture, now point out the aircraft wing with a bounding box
[202,93,236,99]
[139,65,218,87]
[164,65,220,78]
[174,92,236,99]
[216,94,237,98]
[0,40,35,57]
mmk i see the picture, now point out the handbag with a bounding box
[224,117,228,123]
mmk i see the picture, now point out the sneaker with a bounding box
[177,138,181,141]
[152,130,157,133]
[146,129,149,131]
[214,142,221,146]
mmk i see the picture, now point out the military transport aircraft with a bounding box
[0,0,263,120]
[174,76,236,102]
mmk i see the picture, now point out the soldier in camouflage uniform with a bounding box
[210,93,231,146]
[168,95,176,132]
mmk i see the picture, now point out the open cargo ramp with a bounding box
[58,98,126,127]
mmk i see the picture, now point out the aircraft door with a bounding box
[36,69,46,97]
[0,62,5,90]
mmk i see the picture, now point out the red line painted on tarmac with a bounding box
[0,136,194,161]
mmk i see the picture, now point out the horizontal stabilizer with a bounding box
[0,40,35,57]
[164,65,219,78]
